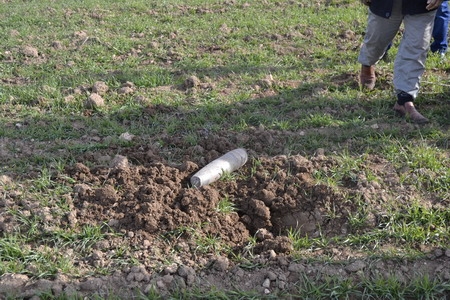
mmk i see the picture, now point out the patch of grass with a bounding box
[216,195,237,214]
[346,195,371,233]
[382,140,450,198]
[408,274,450,299]
[285,197,449,256]
[0,233,74,278]
[292,274,354,299]
[387,202,450,245]
[340,201,450,250]
[194,233,229,255]
[312,151,369,188]
[50,224,111,253]
[287,229,326,252]
[360,274,410,299]
[219,170,241,182]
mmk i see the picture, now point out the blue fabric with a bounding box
[430,1,449,53]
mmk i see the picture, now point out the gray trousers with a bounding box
[358,0,436,98]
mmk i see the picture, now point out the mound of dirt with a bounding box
[68,151,349,248]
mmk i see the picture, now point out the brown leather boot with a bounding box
[394,102,429,124]
[394,92,429,124]
[359,65,376,90]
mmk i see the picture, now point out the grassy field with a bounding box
[1,0,450,299]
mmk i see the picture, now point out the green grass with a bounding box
[216,195,237,214]
[0,233,75,278]
[1,0,450,299]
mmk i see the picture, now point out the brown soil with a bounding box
[1,132,449,299]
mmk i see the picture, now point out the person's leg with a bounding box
[393,10,436,123]
[430,1,449,54]
[358,1,402,89]
[358,12,401,66]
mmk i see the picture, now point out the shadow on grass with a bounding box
[2,60,450,169]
